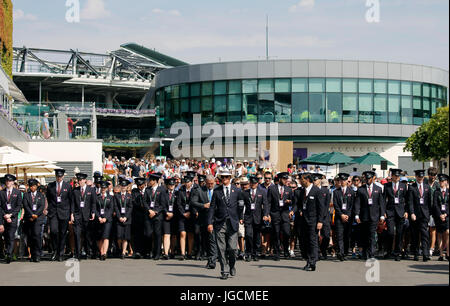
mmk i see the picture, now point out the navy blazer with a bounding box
[266,184,294,216]
[114,193,133,225]
[242,188,269,225]
[72,186,96,222]
[408,182,432,220]
[22,191,46,223]
[354,184,386,222]
[144,185,167,215]
[333,186,355,219]
[0,188,23,225]
[293,185,325,225]
[433,188,449,223]
[207,184,244,232]
[46,181,72,220]
[383,182,408,218]
[95,193,115,222]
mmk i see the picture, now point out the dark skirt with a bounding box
[116,222,131,240]
[435,218,449,233]
[178,216,195,233]
[96,221,112,240]
[163,216,178,235]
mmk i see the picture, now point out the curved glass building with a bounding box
[152,60,449,173]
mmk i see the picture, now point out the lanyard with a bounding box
[100,196,108,210]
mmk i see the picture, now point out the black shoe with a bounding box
[51,253,58,261]
[169,254,175,259]
[284,252,290,259]
[230,267,236,276]
[162,254,169,260]
[303,263,311,271]
[34,257,41,263]
[179,255,186,261]
[395,255,401,262]
[253,256,259,262]
[120,254,126,260]
[337,254,345,262]
[414,255,419,261]
[5,255,11,264]
[438,256,444,261]
[195,255,201,261]
[100,255,106,261]
[57,256,64,262]
[384,254,392,260]
[186,254,193,260]
[207,264,216,269]
[260,254,266,259]
[91,254,98,260]
[320,255,327,261]
[245,256,251,262]
[220,273,229,280]
[133,253,141,259]
[305,265,316,272]
[423,256,430,262]
[154,256,160,261]
[274,256,280,261]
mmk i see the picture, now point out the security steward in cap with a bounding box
[267,172,294,261]
[131,177,147,259]
[144,173,167,260]
[433,174,449,261]
[383,169,408,261]
[72,173,96,260]
[46,169,73,261]
[408,170,433,262]
[354,171,386,260]
[333,173,355,261]
[114,178,133,259]
[242,176,269,261]
[162,178,178,260]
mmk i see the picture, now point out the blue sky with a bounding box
[11,0,449,69]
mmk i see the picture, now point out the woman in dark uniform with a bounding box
[433,174,449,261]
[96,181,115,261]
[162,178,179,260]
[178,176,196,260]
[23,179,46,263]
[114,179,133,259]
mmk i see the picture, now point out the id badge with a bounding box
[169,205,173,212]
[100,208,105,215]
[6,203,11,210]
[185,204,189,211]
[303,203,307,210]
[121,207,126,214]
[279,200,284,207]
[80,201,85,208]
[368,198,373,205]
[342,204,347,211]
[57,196,62,203]
[394,198,399,204]
[419,198,424,205]
[150,201,155,208]
[32,204,37,211]
[251,203,256,210]
[442,205,446,212]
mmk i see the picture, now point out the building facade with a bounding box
[153,60,449,174]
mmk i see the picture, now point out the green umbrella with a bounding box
[315,152,354,165]
[352,152,394,166]
[299,153,330,165]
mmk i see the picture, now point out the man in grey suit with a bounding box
[191,175,217,269]
[208,170,244,280]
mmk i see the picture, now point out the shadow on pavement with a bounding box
[408,264,449,275]
[165,273,219,279]
[256,264,304,270]
[158,263,205,268]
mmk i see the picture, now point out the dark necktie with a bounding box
[252,189,256,201]
[7,190,11,202]
[32,193,35,203]
[57,183,61,196]
[225,187,230,204]
[393,183,397,195]
[169,191,173,201]
[443,190,446,199]
[81,188,85,198]
[368,186,372,198]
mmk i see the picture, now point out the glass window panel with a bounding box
[423,84,430,97]
[201,97,213,124]
[432,85,438,99]
[190,98,200,113]
[326,78,341,92]
[292,78,308,92]
[374,94,387,124]
[309,93,325,123]
[243,94,258,123]
[258,93,275,122]
[374,80,387,94]
[258,79,274,93]
[413,97,423,125]
[172,85,180,99]
[309,78,325,93]
[228,94,242,123]
[165,101,172,126]
[431,99,438,115]
[214,81,227,95]
[401,81,412,96]
[228,80,242,94]
[190,83,201,97]
[437,86,443,100]
[180,99,190,124]
[326,93,342,123]
[343,79,358,93]
[292,93,309,123]
[180,84,189,98]
[243,80,258,94]
[164,86,173,100]
[342,94,358,123]
[388,95,401,124]
[359,94,373,123]
[202,82,213,96]
[423,98,431,120]
[214,95,227,124]
[275,93,291,123]
[401,96,412,125]
[388,81,400,95]
[181,98,189,113]
[359,79,373,94]
[413,83,422,96]
[275,79,291,93]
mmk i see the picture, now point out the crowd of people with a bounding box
[0,155,448,280]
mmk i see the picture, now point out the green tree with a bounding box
[404,106,449,162]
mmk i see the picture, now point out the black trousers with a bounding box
[386,215,405,255]
[49,217,69,257]
[199,225,217,265]
[25,220,43,258]
[270,214,290,256]
[411,218,430,256]
[335,218,352,256]
[300,218,318,266]
[294,218,306,258]
[74,219,95,256]
[244,222,262,257]
[131,213,145,255]
[3,221,18,256]
[144,214,162,258]
[360,221,378,258]
[194,223,202,257]
[320,221,331,256]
